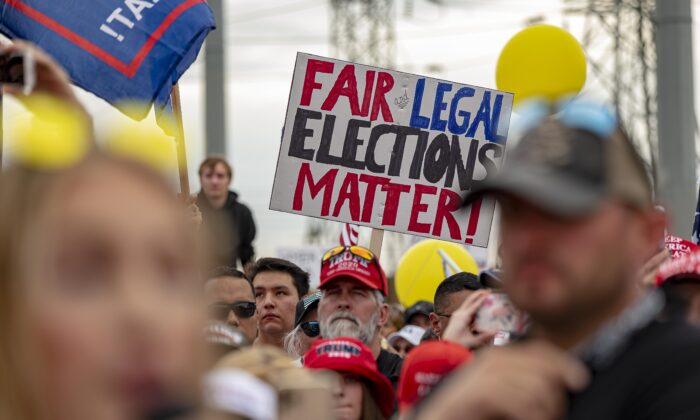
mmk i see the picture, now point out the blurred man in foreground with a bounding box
[418,101,700,420]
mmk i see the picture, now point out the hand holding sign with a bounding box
[496,25,586,105]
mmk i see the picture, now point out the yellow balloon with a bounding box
[10,95,91,170]
[496,24,586,106]
[394,240,478,308]
[104,103,177,175]
[105,123,177,174]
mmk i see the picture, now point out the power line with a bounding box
[565,0,660,181]
[228,0,323,24]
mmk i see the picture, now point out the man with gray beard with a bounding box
[317,246,403,389]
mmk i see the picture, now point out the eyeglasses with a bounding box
[209,301,256,320]
[435,313,451,319]
[300,321,320,337]
[516,97,617,139]
[322,245,375,263]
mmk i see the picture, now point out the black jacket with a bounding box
[377,349,403,389]
[196,191,256,268]
[568,318,700,420]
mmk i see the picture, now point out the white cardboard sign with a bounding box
[270,53,513,247]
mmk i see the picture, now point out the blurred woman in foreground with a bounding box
[0,42,206,420]
[0,152,207,420]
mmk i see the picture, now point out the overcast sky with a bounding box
[5,0,699,266]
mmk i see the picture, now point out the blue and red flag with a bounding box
[0,0,215,129]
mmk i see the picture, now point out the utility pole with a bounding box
[330,0,395,68]
[656,0,696,237]
[306,0,399,261]
[204,0,227,155]
[564,0,658,179]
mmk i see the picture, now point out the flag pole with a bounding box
[369,228,384,259]
[0,91,3,171]
[170,83,190,199]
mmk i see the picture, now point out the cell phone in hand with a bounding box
[474,293,529,344]
[0,50,35,95]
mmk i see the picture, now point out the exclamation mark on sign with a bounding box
[464,198,482,244]
[100,24,124,42]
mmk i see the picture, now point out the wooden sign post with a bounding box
[170,83,190,198]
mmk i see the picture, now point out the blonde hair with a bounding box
[213,346,335,420]
[0,154,181,420]
[0,165,51,420]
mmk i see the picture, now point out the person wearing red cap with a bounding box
[304,337,395,420]
[656,248,700,325]
[396,340,472,415]
[316,246,403,389]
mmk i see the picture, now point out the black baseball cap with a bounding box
[405,300,434,323]
[463,100,652,217]
[294,290,322,327]
[479,268,503,289]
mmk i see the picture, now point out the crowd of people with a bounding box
[6,41,700,420]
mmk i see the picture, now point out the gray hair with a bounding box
[283,325,305,359]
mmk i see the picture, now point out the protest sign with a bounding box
[277,246,326,289]
[270,53,514,247]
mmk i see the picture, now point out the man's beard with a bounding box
[320,309,380,345]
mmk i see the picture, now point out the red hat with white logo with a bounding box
[656,247,700,287]
[397,340,473,413]
[664,235,699,260]
[319,246,388,296]
[303,337,394,417]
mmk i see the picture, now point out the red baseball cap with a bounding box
[665,235,699,259]
[656,248,700,287]
[319,246,388,296]
[303,337,394,418]
[397,340,473,413]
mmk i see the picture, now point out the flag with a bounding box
[340,223,359,247]
[0,0,215,131]
[693,184,700,244]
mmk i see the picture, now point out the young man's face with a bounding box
[253,271,299,338]
[200,162,230,201]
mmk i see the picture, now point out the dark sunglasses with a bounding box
[209,302,256,320]
[300,321,320,338]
